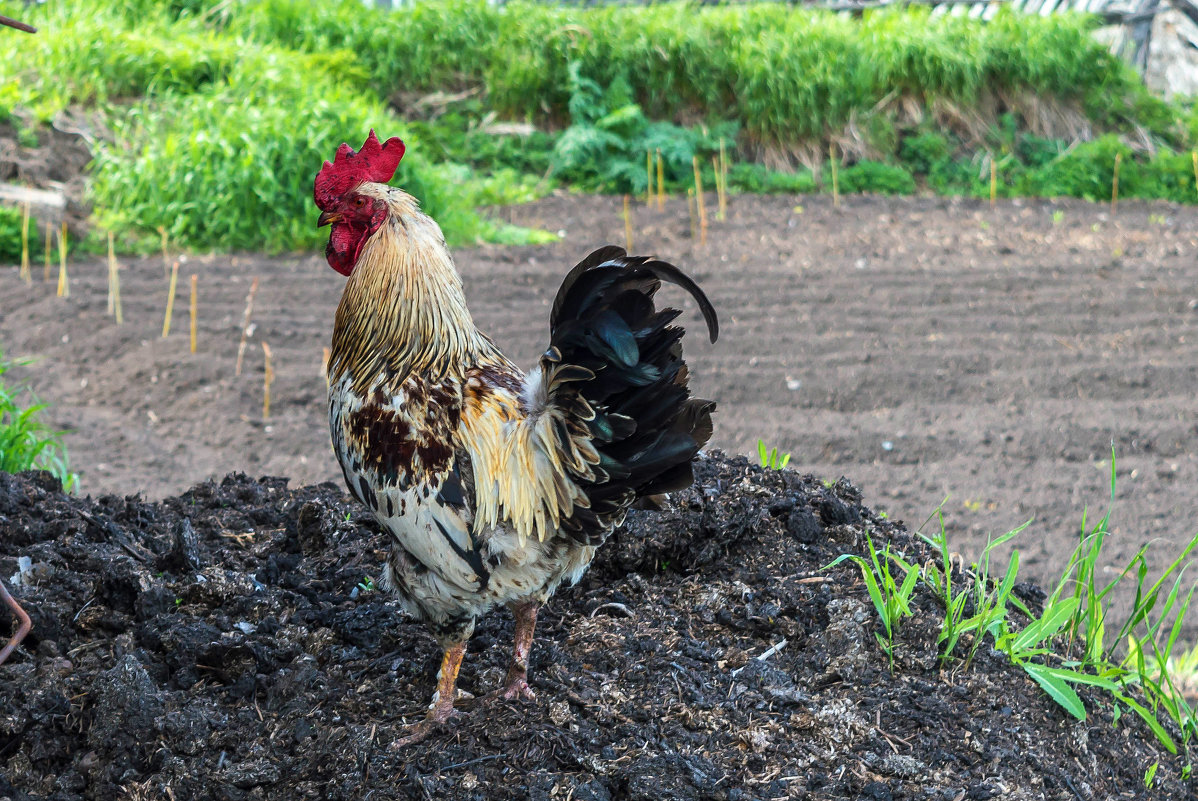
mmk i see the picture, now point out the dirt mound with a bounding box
[0,453,1190,800]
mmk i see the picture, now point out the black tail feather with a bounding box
[545,247,718,545]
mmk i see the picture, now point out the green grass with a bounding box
[2,0,1198,254]
[0,351,75,492]
[829,450,1198,766]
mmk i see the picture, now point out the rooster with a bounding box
[315,131,718,746]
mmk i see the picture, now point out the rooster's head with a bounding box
[315,130,406,276]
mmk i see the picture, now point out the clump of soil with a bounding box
[0,453,1190,800]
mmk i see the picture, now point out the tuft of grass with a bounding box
[825,532,920,670]
[0,351,76,492]
[757,440,791,470]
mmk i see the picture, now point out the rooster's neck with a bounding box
[330,199,491,392]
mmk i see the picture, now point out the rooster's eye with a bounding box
[354,197,365,208]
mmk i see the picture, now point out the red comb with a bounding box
[314,130,406,211]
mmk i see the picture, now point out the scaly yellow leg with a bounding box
[500,602,538,701]
[390,642,466,749]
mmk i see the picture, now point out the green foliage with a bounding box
[0,205,40,263]
[911,453,1198,761]
[0,351,75,492]
[825,533,920,670]
[757,440,791,471]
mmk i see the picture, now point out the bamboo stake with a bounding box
[989,155,997,209]
[262,342,274,420]
[829,144,840,209]
[107,232,123,324]
[189,274,198,354]
[43,221,51,282]
[235,277,260,376]
[655,149,665,211]
[18,203,30,283]
[646,150,653,206]
[56,222,68,298]
[715,156,729,223]
[622,194,633,252]
[692,156,707,246]
[106,232,115,315]
[161,261,179,337]
[1192,150,1197,198]
[1111,153,1122,216]
[687,188,697,242]
[718,139,729,221]
[321,346,331,381]
[159,226,170,279]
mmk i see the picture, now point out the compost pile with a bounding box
[0,453,1191,800]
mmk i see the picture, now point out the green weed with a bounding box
[757,440,791,471]
[825,532,920,670]
[0,351,76,492]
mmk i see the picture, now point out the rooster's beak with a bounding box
[317,210,342,228]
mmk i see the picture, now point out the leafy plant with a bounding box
[757,440,791,470]
[0,351,75,491]
[825,532,920,669]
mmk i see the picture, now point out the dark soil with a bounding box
[3,192,1198,631]
[1,452,1192,800]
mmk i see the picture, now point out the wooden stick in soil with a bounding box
[321,346,331,381]
[189,274,198,354]
[829,144,840,209]
[162,261,179,338]
[692,155,707,246]
[646,150,653,206]
[262,342,274,420]
[1111,153,1122,216]
[718,139,729,221]
[1192,150,1197,198]
[56,222,68,298]
[107,232,115,315]
[712,156,725,224]
[622,194,633,252]
[107,232,123,325]
[19,202,30,283]
[989,155,997,209]
[43,221,51,282]
[235,277,260,376]
[159,226,170,279]
[687,188,697,243]
[656,149,665,211]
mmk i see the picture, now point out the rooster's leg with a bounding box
[499,601,539,701]
[390,641,466,749]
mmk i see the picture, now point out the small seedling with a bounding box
[357,576,376,593]
[1052,210,1065,226]
[757,440,790,470]
[825,532,919,670]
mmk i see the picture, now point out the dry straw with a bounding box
[235,277,260,376]
[655,149,665,210]
[645,150,653,206]
[622,194,633,252]
[159,226,170,279]
[18,203,30,284]
[162,261,179,337]
[989,155,997,209]
[1111,153,1122,215]
[107,232,123,324]
[692,155,707,246]
[55,222,68,298]
[261,342,274,420]
[829,144,840,209]
[189,274,198,354]
[42,221,51,281]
